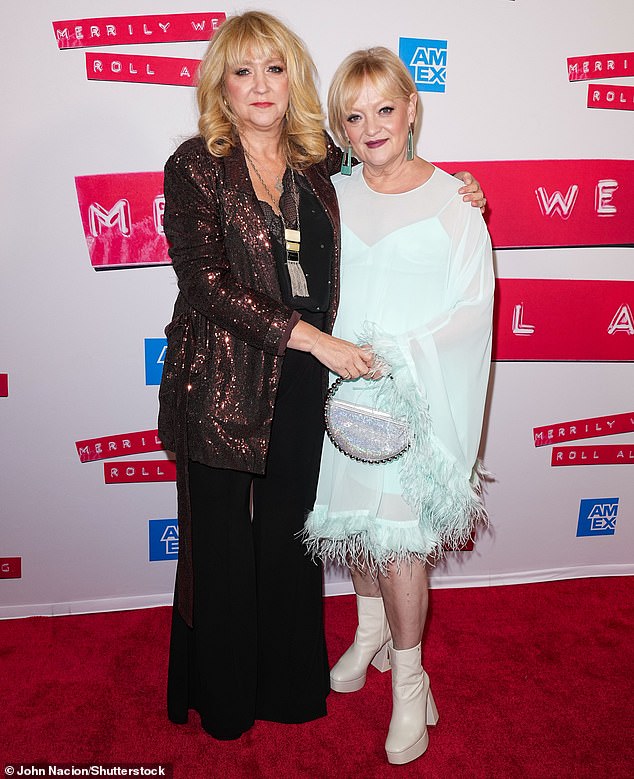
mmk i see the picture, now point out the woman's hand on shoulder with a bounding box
[454,171,487,213]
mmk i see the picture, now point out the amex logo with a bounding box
[149,518,179,561]
[576,498,619,537]
[145,338,167,385]
[399,37,447,93]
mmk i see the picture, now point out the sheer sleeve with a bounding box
[397,201,494,472]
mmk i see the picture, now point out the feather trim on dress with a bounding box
[302,323,490,572]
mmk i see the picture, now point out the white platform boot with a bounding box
[330,595,392,693]
[385,642,439,765]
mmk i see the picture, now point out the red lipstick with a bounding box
[366,139,387,148]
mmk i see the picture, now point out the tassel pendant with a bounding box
[284,171,309,297]
[287,258,310,297]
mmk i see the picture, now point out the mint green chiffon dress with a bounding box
[303,165,494,569]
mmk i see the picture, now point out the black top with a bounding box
[259,170,333,314]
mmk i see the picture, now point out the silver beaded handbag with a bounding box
[324,376,411,464]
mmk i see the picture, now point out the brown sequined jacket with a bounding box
[158,134,342,473]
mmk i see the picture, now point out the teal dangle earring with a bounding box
[406,124,415,161]
[340,144,353,175]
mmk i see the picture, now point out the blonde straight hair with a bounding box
[197,11,327,168]
[328,47,419,148]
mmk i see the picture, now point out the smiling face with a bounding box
[223,52,290,137]
[343,78,417,173]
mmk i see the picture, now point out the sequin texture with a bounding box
[157,135,343,625]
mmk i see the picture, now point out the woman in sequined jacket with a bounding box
[158,11,484,741]
[158,11,374,741]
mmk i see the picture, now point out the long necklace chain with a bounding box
[243,148,285,201]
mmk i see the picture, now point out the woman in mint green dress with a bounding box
[303,47,494,766]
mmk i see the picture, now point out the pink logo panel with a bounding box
[80,161,634,266]
[436,159,634,249]
[86,53,199,86]
[104,460,176,483]
[533,412,634,447]
[76,429,165,462]
[587,84,634,111]
[493,279,634,362]
[552,445,634,466]
[567,52,633,81]
[0,558,22,579]
[75,172,169,269]
[53,12,225,49]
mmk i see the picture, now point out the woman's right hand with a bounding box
[310,332,374,379]
[287,321,373,379]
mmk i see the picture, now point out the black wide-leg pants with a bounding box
[167,345,330,739]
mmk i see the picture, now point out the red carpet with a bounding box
[2,577,633,778]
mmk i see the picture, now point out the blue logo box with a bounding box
[149,518,179,561]
[576,498,618,537]
[145,338,167,385]
[399,37,448,93]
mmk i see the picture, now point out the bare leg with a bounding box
[378,559,428,650]
[350,563,381,597]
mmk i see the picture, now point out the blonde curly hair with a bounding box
[197,11,326,168]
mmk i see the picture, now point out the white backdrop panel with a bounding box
[1,0,632,616]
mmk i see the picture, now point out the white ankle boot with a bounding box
[385,642,439,765]
[330,595,392,693]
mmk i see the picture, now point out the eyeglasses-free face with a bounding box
[224,53,290,138]
[343,79,417,174]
